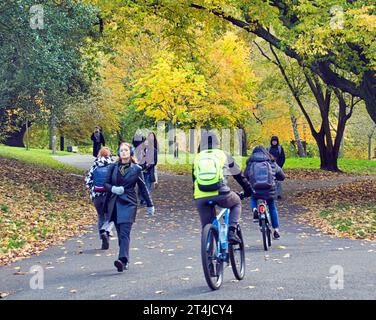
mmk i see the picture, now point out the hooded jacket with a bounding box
[245,146,285,200]
[267,136,286,168]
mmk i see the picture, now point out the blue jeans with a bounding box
[139,171,152,203]
[250,196,279,229]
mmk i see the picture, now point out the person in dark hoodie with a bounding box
[245,146,285,239]
[91,126,106,158]
[193,131,252,244]
[267,136,285,199]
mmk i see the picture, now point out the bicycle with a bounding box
[256,199,272,251]
[201,200,246,290]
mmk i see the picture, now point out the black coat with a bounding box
[91,132,106,157]
[104,162,153,224]
[268,136,285,168]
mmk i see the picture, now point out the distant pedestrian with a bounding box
[138,132,158,205]
[267,136,285,200]
[91,126,106,157]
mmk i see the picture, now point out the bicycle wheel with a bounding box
[261,220,268,251]
[201,224,223,290]
[267,225,272,247]
[229,225,245,280]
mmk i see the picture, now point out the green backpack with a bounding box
[194,149,226,192]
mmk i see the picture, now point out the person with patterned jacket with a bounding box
[85,147,116,250]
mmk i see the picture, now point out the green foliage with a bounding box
[0,0,101,140]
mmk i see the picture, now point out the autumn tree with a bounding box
[0,0,100,151]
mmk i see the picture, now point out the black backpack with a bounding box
[248,161,274,190]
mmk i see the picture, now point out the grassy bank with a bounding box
[293,179,376,240]
[0,145,83,173]
[0,157,95,265]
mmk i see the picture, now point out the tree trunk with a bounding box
[167,120,174,155]
[339,134,344,158]
[189,128,195,154]
[238,125,248,156]
[290,115,306,157]
[368,136,372,161]
[25,119,29,151]
[361,70,376,124]
[368,125,376,161]
[49,114,57,155]
[316,133,339,171]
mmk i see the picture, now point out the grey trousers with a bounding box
[115,222,133,263]
[194,191,241,228]
[93,195,113,238]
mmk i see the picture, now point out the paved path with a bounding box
[1,156,375,300]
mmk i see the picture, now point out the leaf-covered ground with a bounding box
[293,179,376,240]
[0,157,95,266]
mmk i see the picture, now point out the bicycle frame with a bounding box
[257,199,271,226]
[209,203,230,263]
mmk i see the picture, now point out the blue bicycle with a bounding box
[201,201,245,290]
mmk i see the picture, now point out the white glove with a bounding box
[147,206,155,216]
[111,186,124,195]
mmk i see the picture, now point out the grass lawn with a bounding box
[1,145,374,175]
[0,145,83,173]
[158,152,376,175]
[285,158,376,174]
[297,202,376,241]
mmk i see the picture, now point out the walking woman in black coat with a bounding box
[104,142,155,272]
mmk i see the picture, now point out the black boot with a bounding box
[228,227,241,244]
[100,232,109,250]
[253,208,259,223]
